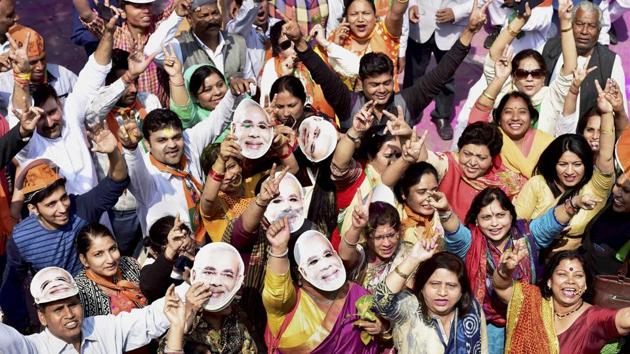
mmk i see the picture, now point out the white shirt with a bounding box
[226,0,281,78]
[408,0,472,51]
[123,90,237,235]
[483,0,553,52]
[145,11,255,80]
[0,297,168,354]
[7,55,111,195]
[552,53,628,135]
[0,63,78,117]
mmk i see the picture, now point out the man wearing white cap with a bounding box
[0,267,171,353]
[145,0,254,80]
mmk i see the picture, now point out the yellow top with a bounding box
[513,167,614,245]
[262,270,331,352]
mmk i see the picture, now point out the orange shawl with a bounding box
[85,268,148,315]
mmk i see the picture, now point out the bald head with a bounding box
[0,0,16,39]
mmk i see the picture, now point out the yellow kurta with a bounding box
[513,167,614,248]
[501,129,554,179]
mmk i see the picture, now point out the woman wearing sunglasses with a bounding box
[259,21,334,118]
[472,0,577,137]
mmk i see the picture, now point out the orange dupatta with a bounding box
[85,268,148,315]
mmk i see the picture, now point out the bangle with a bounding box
[341,233,359,247]
[397,0,409,3]
[438,210,453,222]
[14,72,31,81]
[169,78,185,87]
[482,91,496,101]
[600,128,614,134]
[561,26,573,33]
[268,248,289,258]
[393,265,410,280]
[507,24,520,37]
[346,131,361,143]
[164,347,184,354]
[209,169,225,182]
[254,198,268,208]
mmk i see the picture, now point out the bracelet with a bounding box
[341,233,359,247]
[209,169,225,182]
[482,91,496,101]
[397,0,409,3]
[561,26,573,33]
[164,347,184,354]
[14,77,30,88]
[393,265,410,280]
[507,24,520,37]
[169,78,185,87]
[600,128,614,134]
[268,248,289,258]
[14,72,31,81]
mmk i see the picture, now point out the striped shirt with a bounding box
[0,177,128,329]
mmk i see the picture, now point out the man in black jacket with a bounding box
[280,0,491,135]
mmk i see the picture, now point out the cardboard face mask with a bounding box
[232,98,274,159]
[263,172,305,232]
[298,116,337,162]
[294,230,346,292]
[190,243,244,312]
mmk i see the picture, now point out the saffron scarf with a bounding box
[465,221,534,326]
[505,282,558,354]
[401,204,435,241]
[85,267,148,315]
[149,154,205,243]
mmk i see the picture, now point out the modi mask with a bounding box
[294,230,346,292]
[232,98,274,159]
[189,242,245,312]
[298,116,337,162]
[263,172,305,232]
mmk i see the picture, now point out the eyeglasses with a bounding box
[513,68,546,80]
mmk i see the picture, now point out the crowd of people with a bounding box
[0,0,630,353]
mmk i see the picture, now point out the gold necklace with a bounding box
[554,300,584,319]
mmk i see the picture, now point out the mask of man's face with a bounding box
[190,244,244,312]
[232,99,273,159]
[298,116,337,162]
[295,231,346,292]
[264,172,305,232]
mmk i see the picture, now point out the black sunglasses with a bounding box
[514,68,546,80]
[278,40,292,51]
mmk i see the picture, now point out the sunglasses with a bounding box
[514,68,546,80]
[278,40,292,51]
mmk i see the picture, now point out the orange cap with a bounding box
[8,24,45,60]
[16,159,63,196]
[616,128,630,177]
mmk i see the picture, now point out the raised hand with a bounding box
[409,236,439,263]
[264,94,281,124]
[402,130,428,163]
[103,11,120,35]
[127,35,158,79]
[352,100,375,135]
[229,77,255,96]
[279,11,302,43]
[88,123,118,154]
[175,0,192,17]
[383,105,412,138]
[117,117,143,149]
[0,53,11,72]
[164,284,187,326]
[428,191,450,212]
[164,214,194,261]
[595,79,614,114]
[571,194,602,211]
[161,43,183,77]
[605,79,625,113]
[466,0,492,34]
[6,32,31,74]
[332,17,350,45]
[558,0,574,23]
[266,216,291,250]
[351,189,372,230]
[498,239,529,275]
[219,134,242,162]
[257,164,289,206]
[13,105,44,137]
[309,24,328,46]
[272,124,296,155]
[570,65,597,92]
[495,45,514,79]
[409,6,420,24]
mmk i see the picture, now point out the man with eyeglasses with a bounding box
[145,0,254,81]
[542,0,627,134]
